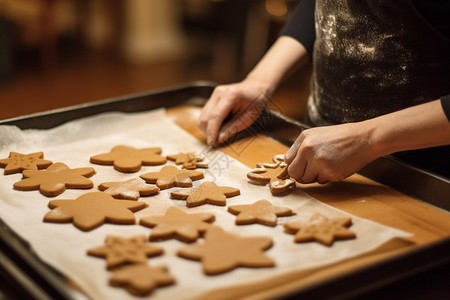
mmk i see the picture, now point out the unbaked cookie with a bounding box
[98,178,159,200]
[44,192,148,231]
[0,151,52,175]
[140,165,204,189]
[177,226,274,275]
[228,199,294,227]
[139,206,215,243]
[90,145,166,172]
[13,162,96,197]
[170,181,240,208]
[109,263,175,297]
[284,213,356,246]
[87,235,164,269]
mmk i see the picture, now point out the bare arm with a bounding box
[285,100,450,184]
[198,36,310,146]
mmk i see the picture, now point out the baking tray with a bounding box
[1,81,449,299]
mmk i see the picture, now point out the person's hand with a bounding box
[284,122,377,184]
[198,80,270,146]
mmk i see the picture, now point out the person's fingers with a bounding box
[285,132,305,165]
[299,161,318,184]
[204,96,236,146]
[286,151,307,182]
[198,88,222,133]
[216,106,263,144]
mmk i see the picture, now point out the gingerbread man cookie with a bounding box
[140,165,204,189]
[228,199,294,227]
[139,206,215,243]
[170,181,240,208]
[247,154,296,195]
[44,192,147,231]
[87,235,164,269]
[167,152,208,169]
[0,151,52,175]
[109,263,175,297]
[284,213,356,246]
[177,226,275,275]
[13,162,96,197]
[90,145,166,172]
[98,178,159,200]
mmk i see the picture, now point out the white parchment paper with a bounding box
[0,109,409,300]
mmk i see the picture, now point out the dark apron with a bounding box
[307,0,450,126]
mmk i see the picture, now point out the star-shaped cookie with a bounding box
[284,213,356,246]
[177,226,274,275]
[228,199,293,227]
[167,152,208,169]
[87,235,164,269]
[13,162,96,197]
[247,154,296,195]
[43,192,148,231]
[109,263,175,297]
[139,206,215,242]
[90,145,166,173]
[0,151,53,175]
[170,181,240,208]
[98,178,159,200]
[140,165,204,189]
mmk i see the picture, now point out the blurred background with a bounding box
[0,0,311,121]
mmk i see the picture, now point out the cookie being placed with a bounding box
[177,226,274,275]
[140,165,204,189]
[167,152,208,169]
[109,263,175,297]
[13,162,95,197]
[139,206,215,243]
[228,199,294,227]
[284,213,356,246]
[90,145,166,173]
[43,192,148,231]
[0,151,52,175]
[170,181,240,208]
[98,178,159,200]
[247,154,296,195]
[87,235,163,270]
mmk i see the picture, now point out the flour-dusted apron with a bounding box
[307,0,450,126]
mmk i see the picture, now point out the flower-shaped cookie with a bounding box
[109,263,175,297]
[0,151,52,175]
[90,145,166,172]
[170,181,240,208]
[13,162,95,197]
[139,206,215,242]
[167,152,208,169]
[228,199,294,227]
[98,178,159,200]
[43,192,147,231]
[284,213,356,246]
[140,165,204,189]
[87,235,164,269]
[177,226,274,275]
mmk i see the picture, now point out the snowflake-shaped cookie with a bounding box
[139,206,215,242]
[170,181,240,208]
[13,162,96,197]
[0,151,52,175]
[228,199,294,227]
[90,145,166,173]
[98,178,159,200]
[140,165,204,189]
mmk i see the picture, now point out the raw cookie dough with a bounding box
[43,192,148,231]
[140,165,204,189]
[90,145,166,172]
[284,212,356,246]
[0,151,52,175]
[13,162,95,197]
[170,181,240,208]
[177,226,274,275]
[139,206,215,243]
[228,199,294,227]
[87,235,164,269]
[98,178,159,200]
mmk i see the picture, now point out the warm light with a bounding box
[265,0,288,17]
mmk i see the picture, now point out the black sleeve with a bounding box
[441,95,450,121]
[280,0,316,55]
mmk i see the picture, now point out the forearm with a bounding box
[244,36,310,95]
[365,100,450,159]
